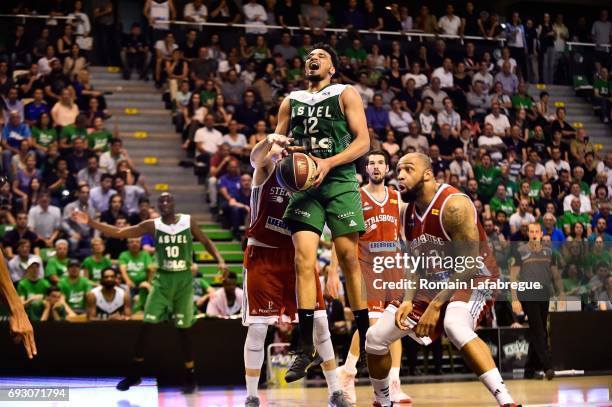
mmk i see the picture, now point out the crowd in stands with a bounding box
[0,1,610,327]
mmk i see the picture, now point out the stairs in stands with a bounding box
[89,66,243,283]
[542,84,611,153]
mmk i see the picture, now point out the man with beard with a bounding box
[271,43,371,382]
[365,153,520,407]
[242,136,349,407]
[338,150,411,405]
[73,193,227,394]
[87,267,130,320]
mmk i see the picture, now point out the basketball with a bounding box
[275,153,318,193]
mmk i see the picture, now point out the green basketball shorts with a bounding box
[143,270,195,328]
[284,179,365,238]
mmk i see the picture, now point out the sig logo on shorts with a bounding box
[337,211,355,219]
[293,208,311,218]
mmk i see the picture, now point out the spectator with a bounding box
[17,257,50,321]
[478,123,506,162]
[63,44,87,79]
[100,194,128,228]
[62,183,96,255]
[190,47,216,88]
[438,4,461,36]
[27,191,61,248]
[180,29,200,62]
[562,182,591,214]
[3,88,24,123]
[382,131,400,158]
[591,9,612,58]
[467,80,491,120]
[403,62,428,90]
[273,32,298,61]
[416,97,436,140]
[506,12,528,79]
[120,23,150,81]
[24,89,49,126]
[8,240,44,283]
[589,218,612,242]
[421,77,448,113]
[415,5,438,34]
[220,70,247,107]
[365,95,390,136]
[243,0,268,36]
[233,90,264,136]
[561,197,590,236]
[81,237,112,281]
[545,146,571,180]
[593,67,611,123]
[12,154,39,211]
[449,148,474,187]
[113,174,146,215]
[474,154,502,204]
[206,272,243,317]
[99,138,131,175]
[89,173,117,214]
[495,62,519,94]
[57,259,91,315]
[509,198,536,234]
[86,267,131,320]
[302,0,329,35]
[184,0,208,24]
[104,216,129,259]
[473,61,494,92]
[45,239,70,285]
[437,97,461,137]
[485,102,511,138]
[119,237,154,293]
[388,98,413,135]
[77,155,102,189]
[153,32,178,87]
[2,111,31,171]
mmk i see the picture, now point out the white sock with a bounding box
[323,367,341,395]
[344,352,358,376]
[389,367,401,382]
[370,376,391,406]
[245,375,259,398]
[479,368,514,405]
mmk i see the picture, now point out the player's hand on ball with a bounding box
[72,209,90,225]
[415,302,441,338]
[310,156,331,187]
[266,133,293,148]
[395,301,413,330]
[9,308,37,359]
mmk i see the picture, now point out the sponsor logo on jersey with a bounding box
[431,208,440,215]
[390,199,398,204]
[409,233,445,250]
[265,216,291,235]
[162,259,187,271]
[368,241,400,252]
[362,204,373,211]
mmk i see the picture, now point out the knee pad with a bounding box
[313,316,335,362]
[244,323,268,369]
[443,304,478,349]
[365,323,391,356]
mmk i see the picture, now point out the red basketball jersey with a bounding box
[402,184,499,282]
[359,186,403,262]
[247,168,293,249]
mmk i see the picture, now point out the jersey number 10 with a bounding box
[165,246,179,258]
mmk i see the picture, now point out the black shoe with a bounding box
[182,369,197,394]
[284,345,322,383]
[116,375,141,391]
[545,369,555,380]
[356,349,369,377]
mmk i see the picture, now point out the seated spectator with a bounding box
[222,121,248,158]
[101,193,128,226]
[11,153,40,211]
[398,78,421,116]
[58,259,91,315]
[8,240,43,283]
[416,97,436,140]
[388,98,413,136]
[478,123,507,162]
[31,113,57,163]
[45,158,78,208]
[165,49,189,103]
[545,146,571,180]
[17,257,50,321]
[593,67,611,123]
[234,90,265,137]
[105,216,129,259]
[50,87,78,127]
[3,88,24,123]
[184,0,208,24]
[62,183,95,256]
[2,211,41,258]
[89,174,116,214]
[113,174,145,215]
[87,117,112,154]
[206,272,243,317]
[120,23,150,80]
[24,87,49,126]
[437,97,461,137]
[82,237,112,281]
[355,72,374,108]
[467,80,491,121]
[45,239,71,285]
[589,218,612,242]
[86,267,131,320]
[99,138,131,175]
[2,111,31,172]
[490,81,513,116]
[154,31,178,88]
[550,107,575,141]
[40,286,72,321]
[421,77,448,113]
[382,131,400,158]
[63,44,87,79]
[220,69,246,107]
[561,197,591,236]
[119,237,154,295]
[400,122,428,154]
[27,191,61,248]
[59,113,88,152]
[542,213,565,243]
[365,94,390,137]
[449,148,474,187]
[569,129,595,167]
[117,160,146,190]
[509,199,536,234]
[496,47,518,74]
[485,102,511,138]
[562,182,592,214]
[474,154,502,204]
[432,58,454,89]
[66,137,90,175]
[473,61,494,92]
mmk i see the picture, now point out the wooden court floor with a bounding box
[175,376,612,407]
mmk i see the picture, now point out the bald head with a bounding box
[398,152,432,172]
[397,152,434,202]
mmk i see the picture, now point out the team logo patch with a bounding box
[431,209,440,215]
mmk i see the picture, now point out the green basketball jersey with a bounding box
[288,83,357,183]
[154,214,193,273]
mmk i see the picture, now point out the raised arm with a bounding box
[72,210,154,238]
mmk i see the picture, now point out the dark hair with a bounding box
[309,43,339,69]
[46,286,61,296]
[227,271,238,280]
[109,137,122,145]
[101,267,117,279]
[367,150,390,166]
[101,173,113,182]
[138,196,150,205]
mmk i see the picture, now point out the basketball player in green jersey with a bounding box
[272,43,371,380]
[73,193,227,393]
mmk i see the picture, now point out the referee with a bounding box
[510,222,564,380]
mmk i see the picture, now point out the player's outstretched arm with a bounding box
[72,210,153,239]
[0,249,36,358]
[190,217,227,275]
